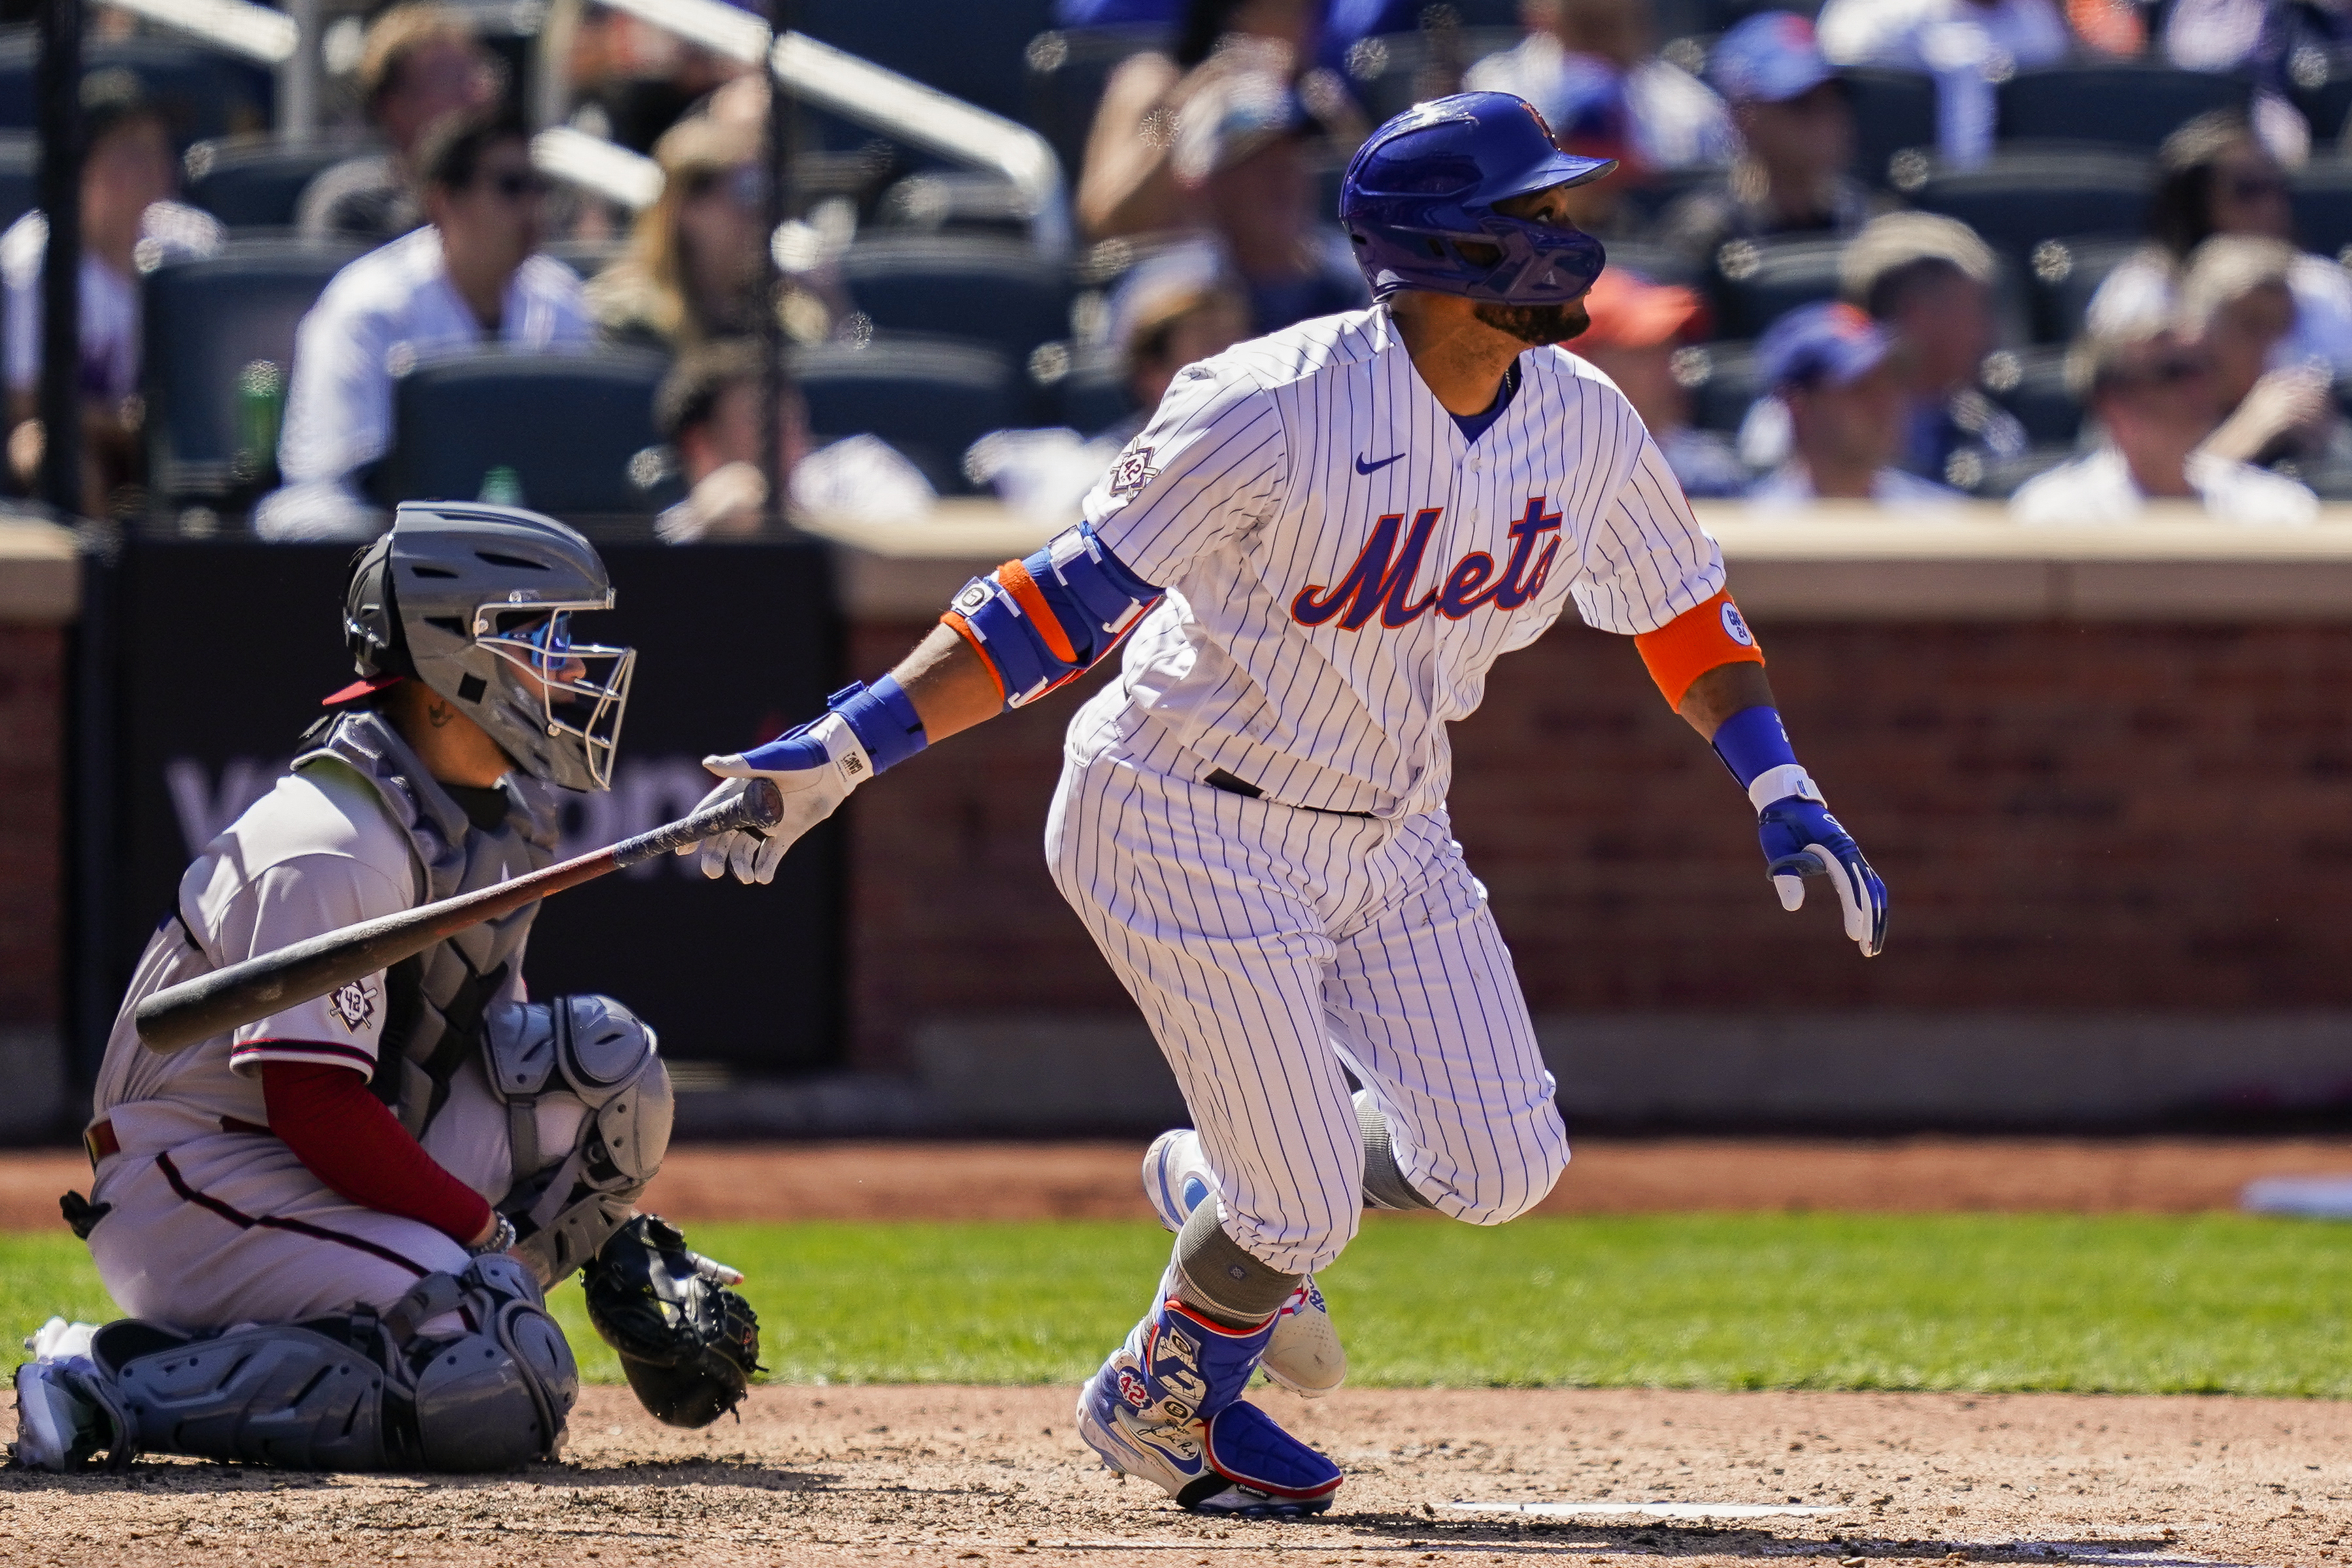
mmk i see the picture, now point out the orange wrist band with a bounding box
[1632,589,1764,709]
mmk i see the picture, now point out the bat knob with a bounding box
[740,776,785,829]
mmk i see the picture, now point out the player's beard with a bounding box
[1473,298,1591,346]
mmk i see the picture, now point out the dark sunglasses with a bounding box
[2111,354,2210,391]
[2223,174,2289,203]
[484,169,550,201]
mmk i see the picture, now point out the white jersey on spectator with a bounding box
[262,228,593,538]
[1745,459,1968,509]
[1069,306,1725,820]
[2090,248,2352,378]
[2,201,221,405]
[1817,0,2071,71]
[2009,445,2318,524]
[1465,37,1737,171]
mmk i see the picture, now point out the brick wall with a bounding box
[846,618,2352,1070]
[0,625,61,1028]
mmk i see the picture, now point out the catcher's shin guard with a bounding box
[1141,1129,1348,1398]
[1077,1286,1343,1516]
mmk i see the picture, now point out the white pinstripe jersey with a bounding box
[1075,304,1726,819]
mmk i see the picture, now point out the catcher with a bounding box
[10,501,758,1473]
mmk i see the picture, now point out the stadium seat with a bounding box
[1995,65,2248,153]
[873,171,1036,239]
[1909,152,2153,276]
[797,0,1058,124]
[1337,26,1522,124]
[2023,234,2143,345]
[1841,67,1937,190]
[139,237,366,504]
[375,348,670,522]
[2291,54,2352,152]
[1023,24,1169,182]
[1679,339,1762,435]
[1054,346,1135,435]
[2291,159,2352,263]
[182,135,377,230]
[1978,345,2080,446]
[1707,234,1845,340]
[0,34,273,146]
[792,335,1024,493]
[839,233,1074,367]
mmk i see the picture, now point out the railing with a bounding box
[566,0,1072,255]
[531,125,665,211]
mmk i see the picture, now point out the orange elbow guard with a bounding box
[1632,589,1764,709]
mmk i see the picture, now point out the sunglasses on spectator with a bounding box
[483,168,550,201]
[2110,355,2210,390]
[2222,173,2289,202]
[688,165,767,208]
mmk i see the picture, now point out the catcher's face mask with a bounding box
[472,599,637,793]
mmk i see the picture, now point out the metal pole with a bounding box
[281,0,322,139]
[36,0,79,520]
[760,0,793,535]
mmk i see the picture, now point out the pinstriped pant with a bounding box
[1045,724,1569,1276]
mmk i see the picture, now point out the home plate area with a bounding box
[2,1384,2341,1567]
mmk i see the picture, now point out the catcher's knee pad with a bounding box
[582,1214,761,1429]
[484,992,675,1282]
[397,1254,579,1471]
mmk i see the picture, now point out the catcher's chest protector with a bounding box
[295,711,560,1135]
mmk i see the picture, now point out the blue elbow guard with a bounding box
[941,523,1162,708]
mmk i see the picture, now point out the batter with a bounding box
[689,91,1888,1516]
[12,503,758,1473]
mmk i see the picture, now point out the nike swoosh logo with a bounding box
[1354,452,1405,475]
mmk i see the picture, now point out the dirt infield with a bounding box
[2,1383,2340,1566]
[8,1135,2352,1231]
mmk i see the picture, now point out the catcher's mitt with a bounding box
[580,1214,762,1428]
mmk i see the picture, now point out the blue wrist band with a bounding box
[828,675,928,775]
[1710,705,1797,788]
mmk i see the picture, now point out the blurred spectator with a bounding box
[1840,212,2026,486]
[2180,233,2345,470]
[2162,0,2340,158]
[297,3,496,245]
[1077,0,1333,240]
[2011,318,2319,522]
[651,339,933,541]
[1179,73,1368,331]
[590,114,769,354]
[1746,301,1967,505]
[2089,111,2352,376]
[258,110,594,541]
[1658,14,1878,267]
[3,69,221,515]
[968,252,1252,520]
[1817,0,2074,163]
[1465,0,1737,175]
[1571,267,1749,496]
[559,2,754,154]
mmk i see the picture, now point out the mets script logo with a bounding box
[1292,498,1562,631]
[326,977,379,1034]
[1107,442,1161,497]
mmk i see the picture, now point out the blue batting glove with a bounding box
[681,677,927,884]
[1757,793,1887,958]
[1713,705,1887,958]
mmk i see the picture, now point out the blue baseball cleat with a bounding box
[1077,1289,1343,1516]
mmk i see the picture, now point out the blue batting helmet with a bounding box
[1339,92,1615,306]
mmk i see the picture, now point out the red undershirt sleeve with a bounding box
[260,1060,492,1246]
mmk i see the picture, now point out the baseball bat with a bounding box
[133,777,786,1056]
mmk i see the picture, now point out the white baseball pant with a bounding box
[1047,727,1569,1276]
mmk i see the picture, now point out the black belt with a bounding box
[1203,769,1376,819]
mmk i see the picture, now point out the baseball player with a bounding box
[685,92,1887,1516]
[10,502,758,1475]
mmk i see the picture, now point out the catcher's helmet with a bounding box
[1339,92,1615,306]
[343,501,636,792]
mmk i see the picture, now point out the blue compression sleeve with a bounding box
[830,674,927,774]
[1710,705,1798,788]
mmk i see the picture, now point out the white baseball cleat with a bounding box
[10,1359,120,1473]
[1139,1129,1349,1399]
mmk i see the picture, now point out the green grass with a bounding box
[9,1214,2352,1396]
